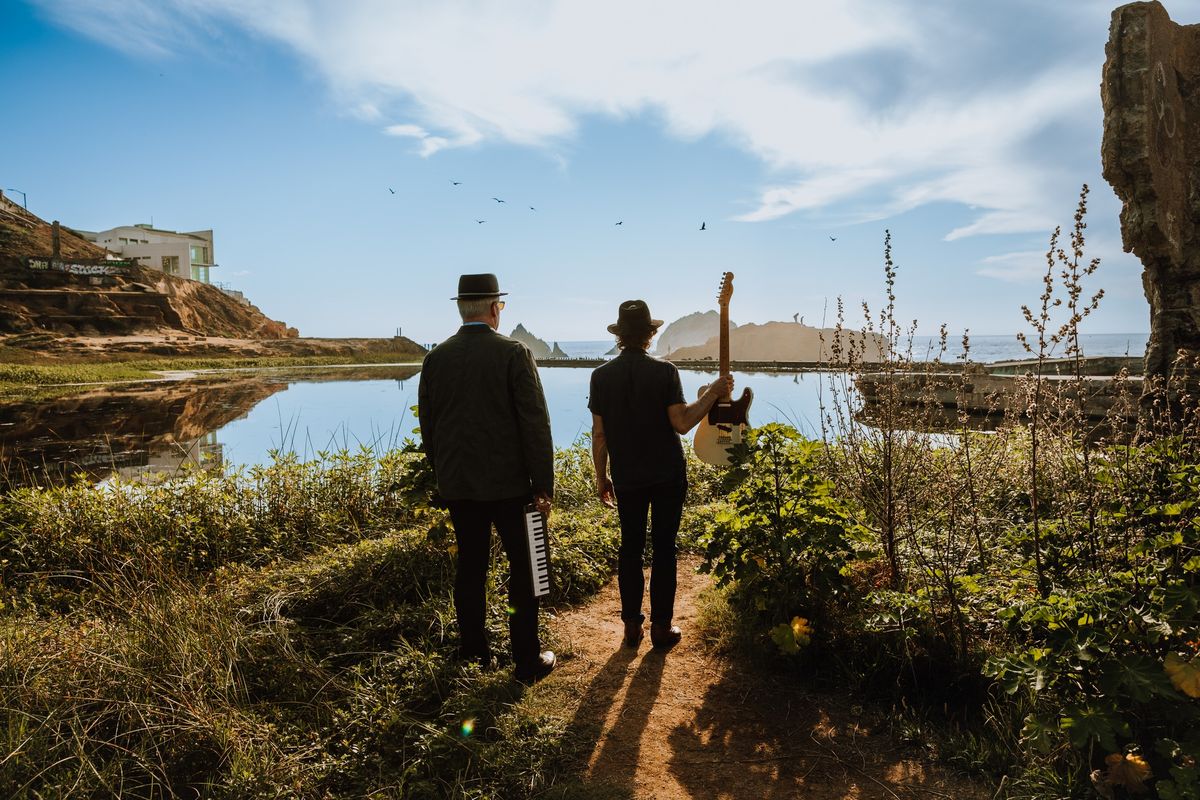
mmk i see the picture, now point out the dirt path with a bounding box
[546,556,991,799]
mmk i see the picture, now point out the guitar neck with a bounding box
[719,302,730,398]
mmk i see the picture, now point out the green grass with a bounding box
[0,446,626,798]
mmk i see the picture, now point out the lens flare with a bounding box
[461,718,475,737]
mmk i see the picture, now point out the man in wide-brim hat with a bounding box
[418,273,556,684]
[588,299,733,650]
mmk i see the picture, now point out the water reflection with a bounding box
[0,365,423,486]
[0,376,286,485]
[1,364,832,485]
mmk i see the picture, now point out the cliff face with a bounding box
[508,323,552,358]
[668,321,886,363]
[654,310,734,355]
[1101,1,1200,379]
[0,195,296,339]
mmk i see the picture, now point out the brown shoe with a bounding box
[623,621,644,648]
[650,623,682,649]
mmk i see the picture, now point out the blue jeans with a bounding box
[615,480,687,625]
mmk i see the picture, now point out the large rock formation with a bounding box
[667,320,886,363]
[1102,1,1200,380]
[654,310,734,356]
[508,323,552,358]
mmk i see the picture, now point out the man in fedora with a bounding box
[589,300,733,649]
[418,273,556,683]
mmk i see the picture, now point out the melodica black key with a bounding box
[524,503,551,598]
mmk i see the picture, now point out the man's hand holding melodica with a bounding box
[534,491,553,521]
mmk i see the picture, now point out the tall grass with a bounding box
[0,443,624,798]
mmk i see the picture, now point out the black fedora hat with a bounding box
[451,273,508,300]
[606,299,664,336]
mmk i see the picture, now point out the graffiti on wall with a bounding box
[26,258,134,276]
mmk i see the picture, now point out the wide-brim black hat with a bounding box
[451,273,508,300]
[607,299,664,336]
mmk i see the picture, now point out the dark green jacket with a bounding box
[418,325,554,502]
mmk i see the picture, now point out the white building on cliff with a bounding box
[80,224,216,284]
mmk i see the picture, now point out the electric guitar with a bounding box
[693,272,753,466]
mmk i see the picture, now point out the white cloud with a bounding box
[977,250,1051,283]
[31,0,1170,238]
[383,123,456,157]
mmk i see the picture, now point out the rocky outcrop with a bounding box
[0,195,297,338]
[654,310,734,356]
[668,321,886,363]
[1102,1,1200,380]
[549,341,568,358]
[508,323,551,358]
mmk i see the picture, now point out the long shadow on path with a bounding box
[667,663,985,800]
[587,650,666,792]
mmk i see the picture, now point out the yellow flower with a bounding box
[1165,653,1200,698]
[1105,752,1151,792]
[791,616,812,646]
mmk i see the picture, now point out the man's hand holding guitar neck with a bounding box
[667,375,734,435]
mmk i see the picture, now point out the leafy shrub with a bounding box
[698,423,863,654]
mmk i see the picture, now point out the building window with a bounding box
[190,245,209,265]
[161,256,179,275]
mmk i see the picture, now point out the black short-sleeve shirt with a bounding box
[588,348,688,490]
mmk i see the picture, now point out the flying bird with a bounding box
[492,197,506,203]
[475,220,486,224]
[450,181,462,186]
[700,222,706,231]
[388,188,395,194]
[829,235,838,242]
[529,206,536,211]
[615,221,624,226]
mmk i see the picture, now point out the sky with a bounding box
[2,0,1191,344]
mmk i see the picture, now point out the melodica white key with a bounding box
[524,503,551,598]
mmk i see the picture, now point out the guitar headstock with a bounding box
[717,272,735,308]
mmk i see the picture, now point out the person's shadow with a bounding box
[561,646,667,794]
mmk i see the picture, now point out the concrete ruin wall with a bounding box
[1102,1,1200,379]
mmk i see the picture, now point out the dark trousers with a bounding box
[447,496,541,673]
[615,480,687,625]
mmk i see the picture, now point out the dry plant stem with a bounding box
[1018,221,1063,600]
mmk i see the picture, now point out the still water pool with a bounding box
[218,366,833,464]
[0,365,840,485]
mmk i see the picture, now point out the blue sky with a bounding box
[2,0,1191,343]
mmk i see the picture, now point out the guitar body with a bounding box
[691,271,749,467]
[694,387,753,466]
